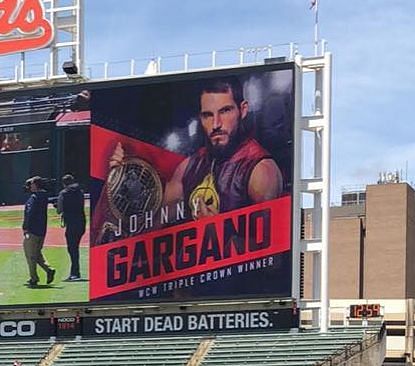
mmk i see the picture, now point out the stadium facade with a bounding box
[303,181,415,363]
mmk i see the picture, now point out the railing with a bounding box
[315,323,386,366]
[0,40,328,87]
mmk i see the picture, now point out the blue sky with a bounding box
[83,0,415,204]
[3,0,415,204]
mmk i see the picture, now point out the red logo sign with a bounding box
[0,0,54,55]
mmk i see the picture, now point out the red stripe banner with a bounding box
[90,196,291,299]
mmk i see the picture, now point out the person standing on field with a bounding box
[23,176,55,288]
[57,174,86,281]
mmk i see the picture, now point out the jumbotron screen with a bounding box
[0,62,294,307]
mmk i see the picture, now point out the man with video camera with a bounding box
[23,176,55,288]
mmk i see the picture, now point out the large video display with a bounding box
[0,63,294,307]
[0,90,90,306]
[90,64,294,303]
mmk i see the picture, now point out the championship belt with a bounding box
[103,157,163,239]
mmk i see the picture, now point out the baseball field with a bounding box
[0,206,90,307]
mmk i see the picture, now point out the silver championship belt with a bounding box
[106,157,163,235]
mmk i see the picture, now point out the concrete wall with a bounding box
[329,217,362,299]
[303,182,415,301]
[303,213,362,299]
[364,184,409,299]
[406,185,415,298]
[343,335,386,366]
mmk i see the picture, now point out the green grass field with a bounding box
[0,208,90,229]
[0,246,89,306]
[0,206,90,306]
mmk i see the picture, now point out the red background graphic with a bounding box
[0,0,54,55]
[90,196,291,299]
[90,125,186,244]
[91,125,184,182]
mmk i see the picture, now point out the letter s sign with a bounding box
[0,321,36,337]
[0,0,54,55]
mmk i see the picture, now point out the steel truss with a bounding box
[292,52,332,332]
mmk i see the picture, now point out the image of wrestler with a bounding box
[22,176,55,288]
[56,174,86,281]
[109,77,283,219]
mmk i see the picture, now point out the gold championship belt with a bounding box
[104,157,163,239]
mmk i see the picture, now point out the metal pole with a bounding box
[320,52,332,332]
[314,0,319,56]
[14,65,19,82]
[289,42,295,60]
[130,59,135,76]
[104,62,108,79]
[20,53,25,80]
[157,57,162,73]
[313,62,324,329]
[211,50,216,68]
[184,53,189,72]
[239,48,244,65]
[48,0,55,78]
[44,62,49,79]
[292,54,304,302]
[77,0,84,77]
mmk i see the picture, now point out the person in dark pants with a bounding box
[57,174,86,281]
[23,176,55,288]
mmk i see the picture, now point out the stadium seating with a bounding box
[52,336,202,366]
[0,326,382,366]
[0,338,53,366]
[199,327,382,366]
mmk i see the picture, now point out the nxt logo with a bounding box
[189,172,220,219]
[0,0,54,55]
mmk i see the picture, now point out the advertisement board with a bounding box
[83,309,298,337]
[90,64,294,303]
[0,318,54,339]
[0,308,298,339]
[0,62,294,307]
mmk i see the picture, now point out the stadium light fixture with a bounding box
[264,56,287,64]
[62,61,79,76]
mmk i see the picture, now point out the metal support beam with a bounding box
[293,52,332,332]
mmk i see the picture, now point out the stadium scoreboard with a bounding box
[0,61,295,309]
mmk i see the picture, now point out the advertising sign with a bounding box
[83,309,298,336]
[0,308,298,339]
[0,0,54,55]
[0,318,54,338]
[53,314,82,337]
[90,64,294,303]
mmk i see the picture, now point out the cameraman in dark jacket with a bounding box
[23,176,55,287]
[57,174,86,281]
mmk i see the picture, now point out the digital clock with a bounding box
[349,304,381,319]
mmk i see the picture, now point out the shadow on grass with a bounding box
[62,278,89,283]
[24,284,65,290]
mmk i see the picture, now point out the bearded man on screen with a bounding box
[109,77,283,220]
